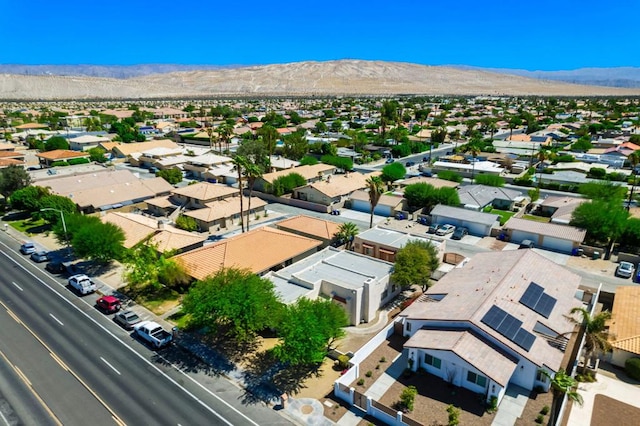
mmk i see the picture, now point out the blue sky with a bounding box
[1,0,637,70]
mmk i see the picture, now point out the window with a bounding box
[406,322,412,332]
[536,369,548,383]
[424,353,442,369]
[392,284,398,292]
[467,371,487,388]
[382,290,388,299]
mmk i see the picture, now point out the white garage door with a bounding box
[542,236,573,253]
[511,230,538,244]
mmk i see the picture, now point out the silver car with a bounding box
[436,224,456,236]
[616,261,635,279]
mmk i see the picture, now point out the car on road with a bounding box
[30,251,49,263]
[385,157,395,164]
[427,224,440,234]
[436,224,456,236]
[96,296,121,314]
[45,261,66,274]
[616,261,635,279]
[405,161,415,167]
[114,310,141,329]
[451,227,468,240]
[20,242,37,255]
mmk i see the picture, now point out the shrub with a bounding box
[625,357,640,380]
[357,378,365,386]
[474,174,505,187]
[399,385,417,412]
[380,356,386,363]
[156,168,183,184]
[365,370,373,378]
[320,154,353,171]
[535,414,544,424]
[175,215,198,232]
[540,405,550,415]
[375,364,380,370]
[268,172,306,196]
[50,161,69,167]
[487,395,498,413]
[337,354,350,369]
[447,405,460,426]
[437,170,463,183]
[67,157,90,165]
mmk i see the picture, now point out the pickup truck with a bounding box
[68,274,97,295]
[133,321,173,348]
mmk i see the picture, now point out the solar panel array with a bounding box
[519,282,557,318]
[481,305,536,351]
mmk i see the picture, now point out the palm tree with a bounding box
[537,149,548,189]
[463,143,481,183]
[566,307,613,373]
[258,125,278,170]
[366,176,385,229]
[243,162,263,232]
[540,369,583,426]
[627,152,640,211]
[205,126,216,151]
[334,222,359,250]
[232,155,247,233]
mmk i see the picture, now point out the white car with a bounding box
[616,261,635,279]
[68,274,97,295]
[436,224,456,236]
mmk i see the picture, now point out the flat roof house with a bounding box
[264,247,397,325]
[173,227,322,280]
[353,226,445,263]
[401,250,582,404]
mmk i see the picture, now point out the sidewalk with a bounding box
[1,222,328,426]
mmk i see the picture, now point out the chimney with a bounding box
[157,220,166,230]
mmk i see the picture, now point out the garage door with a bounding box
[511,230,538,244]
[542,236,573,254]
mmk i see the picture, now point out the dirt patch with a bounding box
[591,394,640,426]
[514,390,553,426]
[566,256,616,276]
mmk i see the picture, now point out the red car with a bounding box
[96,296,121,314]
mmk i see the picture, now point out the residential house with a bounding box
[68,135,111,152]
[457,185,525,211]
[396,176,460,191]
[353,227,445,263]
[169,182,237,210]
[182,152,234,183]
[401,250,583,404]
[349,190,406,217]
[293,172,374,207]
[111,139,180,159]
[269,155,300,171]
[36,149,90,167]
[253,164,336,193]
[183,196,267,232]
[264,247,397,325]
[502,217,586,253]
[101,212,205,253]
[608,286,640,367]
[275,215,342,248]
[173,227,322,280]
[430,204,500,236]
[432,160,504,178]
[538,196,585,225]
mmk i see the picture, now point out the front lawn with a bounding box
[9,218,49,234]
[521,214,551,223]
[483,207,515,226]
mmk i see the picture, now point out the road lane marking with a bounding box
[49,313,64,326]
[0,242,251,426]
[0,350,63,426]
[0,404,10,426]
[50,353,68,371]
[100,357,121,375]
[6,309,22,324]
[11,282,22,291]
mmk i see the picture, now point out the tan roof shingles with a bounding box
[276,215,342,240]
[609,286,640,355]
[174,227,322,280]
[113,139,179,157]
[102,212,158,248]
[303,172,373,198]
[260,164,335,184]
[36,149,89,160]
[171,182,237,202]
[68,177,173,210]
[504,217,586,242]
[184,196,267,222]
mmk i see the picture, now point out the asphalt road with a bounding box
[0,237,291,426]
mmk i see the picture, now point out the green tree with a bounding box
[61,215,125,263]
[155,168,183,185]
[399,385,417,412]
[381,162,406,185]
[300,155,319,166]
[392,240,440,291]
[334,222,359,250]
[314,121,328,133]
[539,369,583,426]
[626,152,640,211]
[437,170,463,183]
[366,176,385,228]
[320,155,353,171]
[272,298,348,366]
[44,136,70,151]
[37,195,77,223]
[10,185,50,212]
[0,165,31,198]
[463,142,482,182]
[578,181,627,202]
[232,156,247,232]
[182,268,282,341]
[566,307,613,374]
[431,127,447,144]
[474,174,505,187]
[572,135,593,152]
[236,138,269,171]
[88,147,108,163]
[175,214,198,231]
[243,161,263,232]
[571,200,628,257]
[269,172,306,196]
[258,125,279,168]
[282,131,308,160]
[379,100,399,141]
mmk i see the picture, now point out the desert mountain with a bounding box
[1,60,640,100]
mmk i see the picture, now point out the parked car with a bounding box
[134,321,173,348]
[405,161,415,167]
[20,242,36,255]
[420,171,433,177]
[616,261,635,279]
[518,239,535,249]
[30,251,49,263]
[451,227,468,240]
[96,296,121,314]
[436,224,456,236]
[68,274,97,295]
[427,224,440,234]
[114,310,142,330]
[385,157,395,164]
[45,261,66,274]
[635,267,640,283]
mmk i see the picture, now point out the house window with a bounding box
[382,290,388,299]
[392,284,398,292]
[536,370,548,383]
[424,353,442,369]
[406,322,412,332]
[467,371,487,388]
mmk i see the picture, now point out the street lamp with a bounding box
[40,208,68,248]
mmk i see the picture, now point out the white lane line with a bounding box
[11,282,23,291]
[49,313,64,326]
[0,400,10,426]
[100,357,121,376]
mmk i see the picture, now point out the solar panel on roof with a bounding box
[513,328,536,351]
[497,315,523,340]
[534,293,557,318]
[481,305,508,329]
[520,282,544,310]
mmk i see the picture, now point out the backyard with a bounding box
[483,206,515,225]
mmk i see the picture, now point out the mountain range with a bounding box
[1,60,639,100]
